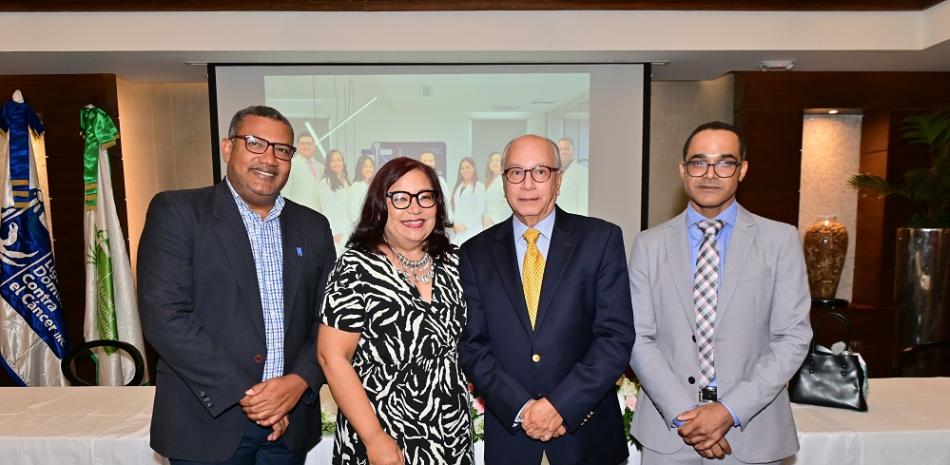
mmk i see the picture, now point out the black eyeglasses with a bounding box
[684,157,743,178]
[231,135,296,161]
[386,190,437,210]
[502,165,560,184]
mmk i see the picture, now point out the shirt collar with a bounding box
[513,209,556,242]
[225,177,285,222]
[686,200,738,232]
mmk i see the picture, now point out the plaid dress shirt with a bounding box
[227,179,285,381]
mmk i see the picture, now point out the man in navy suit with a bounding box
[138,106,335,464]
[459,134,635,465]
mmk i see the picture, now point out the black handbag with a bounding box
[788,312,868,411]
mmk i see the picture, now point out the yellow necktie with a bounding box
[522,228,545,329]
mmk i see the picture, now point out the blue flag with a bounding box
[0,95,69,386]
[0,191,69,358]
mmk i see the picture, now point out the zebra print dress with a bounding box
[322,246,474,465]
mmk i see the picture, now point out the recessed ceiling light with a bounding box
[757,60,795,72]
[828,109,839,114]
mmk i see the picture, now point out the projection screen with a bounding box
[210,63,647,251]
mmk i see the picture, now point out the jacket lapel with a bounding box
[534,208,577,333]
[716,206,756,328]
[490,220,534,338]
[663,211,697,331]
[281,207,304,329]
[212,182,266,341]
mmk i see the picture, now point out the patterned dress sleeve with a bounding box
[321,251,366,333]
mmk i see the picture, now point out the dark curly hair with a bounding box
[347,157,453,257]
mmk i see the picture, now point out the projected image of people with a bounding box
[482,151,511,227]
[419,151,450,214]
[239,69,646,253]
[282,134,324,212]
[319,149,353,255]
[450,157,485,245]
[557,137,589,216]
[348,155,376,227]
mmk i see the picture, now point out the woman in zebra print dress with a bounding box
[318,157,473,465]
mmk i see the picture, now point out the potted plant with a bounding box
[849,112,950,228]
[849,111,950,374]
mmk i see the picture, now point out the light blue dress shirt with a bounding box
[511,209,556,425]
[227,179,286,382]
[513,210,556,274]
[676,201,741,427]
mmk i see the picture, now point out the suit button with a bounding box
[692,335,696,343]
[531,354,541,363]
[206,401,214,407]
[688,376,695,384]
[254,354,265,364]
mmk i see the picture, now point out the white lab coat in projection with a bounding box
[317,177,353,255]
[558,160,589,216]
[483,178,511,226]
[282,156,324,213]
[347,180,369,229]
[450,181,486,246]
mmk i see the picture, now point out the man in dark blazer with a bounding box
[459,134,635,465]
[138,106,335,465]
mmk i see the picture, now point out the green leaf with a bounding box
[851,112,950,227]
[848,174,898,198]
[901,112,950,151]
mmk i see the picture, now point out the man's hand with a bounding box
[522,398,565,442]
[240,374,309,426]
[696,437,732,460]
[676,402,733,452]
[266,415,290,442]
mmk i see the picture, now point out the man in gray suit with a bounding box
[629,121,812,464]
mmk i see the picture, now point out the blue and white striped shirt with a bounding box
[227,179,286,381]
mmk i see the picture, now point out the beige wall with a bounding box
[116,80,213,272]
[799,114,862,301]
[647,75,734,228]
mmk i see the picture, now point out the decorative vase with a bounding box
[803,215,849,301]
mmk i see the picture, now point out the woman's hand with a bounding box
[365,430,404,465]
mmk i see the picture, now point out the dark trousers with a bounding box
[169,420,307,465]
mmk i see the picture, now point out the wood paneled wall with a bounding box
[0,74,126,386]
[733,72,950,374]
[733,72,950,304]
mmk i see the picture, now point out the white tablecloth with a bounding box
[1,378,948,465]
[784,377,950,465]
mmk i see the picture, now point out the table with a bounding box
[1,378,948,465]
[784,377,950,465]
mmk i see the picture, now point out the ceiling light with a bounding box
[757,60,795,72]
[828,109,839,114]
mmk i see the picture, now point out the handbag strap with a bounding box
[810,312,853,353]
